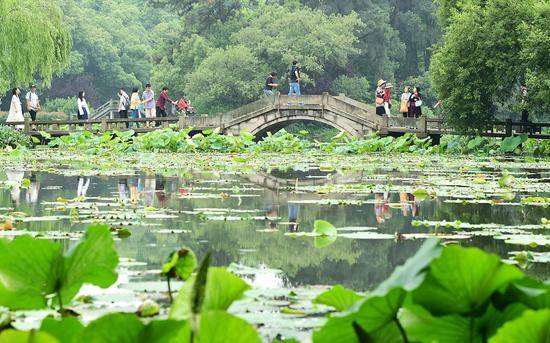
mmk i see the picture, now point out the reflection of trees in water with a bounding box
[291,240,424,290]
[2,171,548,289]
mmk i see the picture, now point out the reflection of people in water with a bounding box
[288,203,300,232]
[6,170,24,207]
[118,178,129,202]
[399,192,417,217]
[130,177,142,206]
[374,193,391,223]
[26,173,40,205]
[155,175,168,207]
[262,189,279,229]
[178,178,193,197]
[77,177,91,198]
[142,175,156,207]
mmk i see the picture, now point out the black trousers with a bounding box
[156,107,167,127]
[29,110,37,121]
[77,108,88,126]
[119,110,128,128]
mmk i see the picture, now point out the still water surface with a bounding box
[1,167,548,339]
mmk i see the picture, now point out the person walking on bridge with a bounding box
[130,87,141,129]
[77,91,90,126]
[142,83,155,127]
[375,79,386,116]
[25,84,40,129]
[264,72,279,96]
[400,86,411,118]
[288,61,301,96]
[408,86,422,118]
[118,88,130,128]
[155,86,176,128]
[384,83,393,115]
[7,88,24,130]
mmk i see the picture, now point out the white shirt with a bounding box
[119,92,129,111]
[26,92,39,110]
[401,92,411,101]
[77,98,89,115]
[7,95,24,128]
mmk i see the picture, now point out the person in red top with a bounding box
[155,86,176,127]
[383,83,393,115]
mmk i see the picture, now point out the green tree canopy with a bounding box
[41,0,174,104]
[232,4,363,92]
[0,0,71,91]
[521,1,550,118]
[184,46,266,114]
[430,0,548,132]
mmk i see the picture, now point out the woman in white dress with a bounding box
[6,88,24,130]
[77,91,90,127]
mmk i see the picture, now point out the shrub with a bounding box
[0,125,30,149]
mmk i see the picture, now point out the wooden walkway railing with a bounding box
[5,116,221,136]
[3,93,549,139]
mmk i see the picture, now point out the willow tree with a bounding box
[0,0,71,91]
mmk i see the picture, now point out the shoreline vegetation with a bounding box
[1,125,549,157]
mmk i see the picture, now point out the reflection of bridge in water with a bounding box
[7,93,550,140]
[242,169,364,191]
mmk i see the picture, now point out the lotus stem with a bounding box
[57,289,63,312]
[167,276,173,303]
[394,317,409,343]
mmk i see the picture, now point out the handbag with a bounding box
[415,100,423,107]
[400,100,408,113]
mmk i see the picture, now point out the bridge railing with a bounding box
[90,100,114,119]
[221,97,274,123]
[327,95,385,128]
[3,116,224,135]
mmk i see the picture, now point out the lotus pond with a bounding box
[0,149,549,341]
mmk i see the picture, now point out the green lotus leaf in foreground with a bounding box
[0,223,118,310]
[313,285,362,311]
[412,245,524,315]
[170,267,251,320]
[313,239,442,343]
[489,309,550,343]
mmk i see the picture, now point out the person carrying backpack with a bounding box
[25,84,40,126]
[118,88,130,127]
[288,61,301,96]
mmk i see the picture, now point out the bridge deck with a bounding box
[4,94,549,139]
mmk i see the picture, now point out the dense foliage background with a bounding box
[1,0,548,131]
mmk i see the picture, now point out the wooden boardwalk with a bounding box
[4,93,549,139]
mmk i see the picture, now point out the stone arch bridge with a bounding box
[220,93,387,138]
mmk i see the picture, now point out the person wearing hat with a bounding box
[375,79,386,116]
[26,84,41,124]
[384,83,393,115]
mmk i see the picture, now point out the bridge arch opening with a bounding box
[251,117,359,140]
